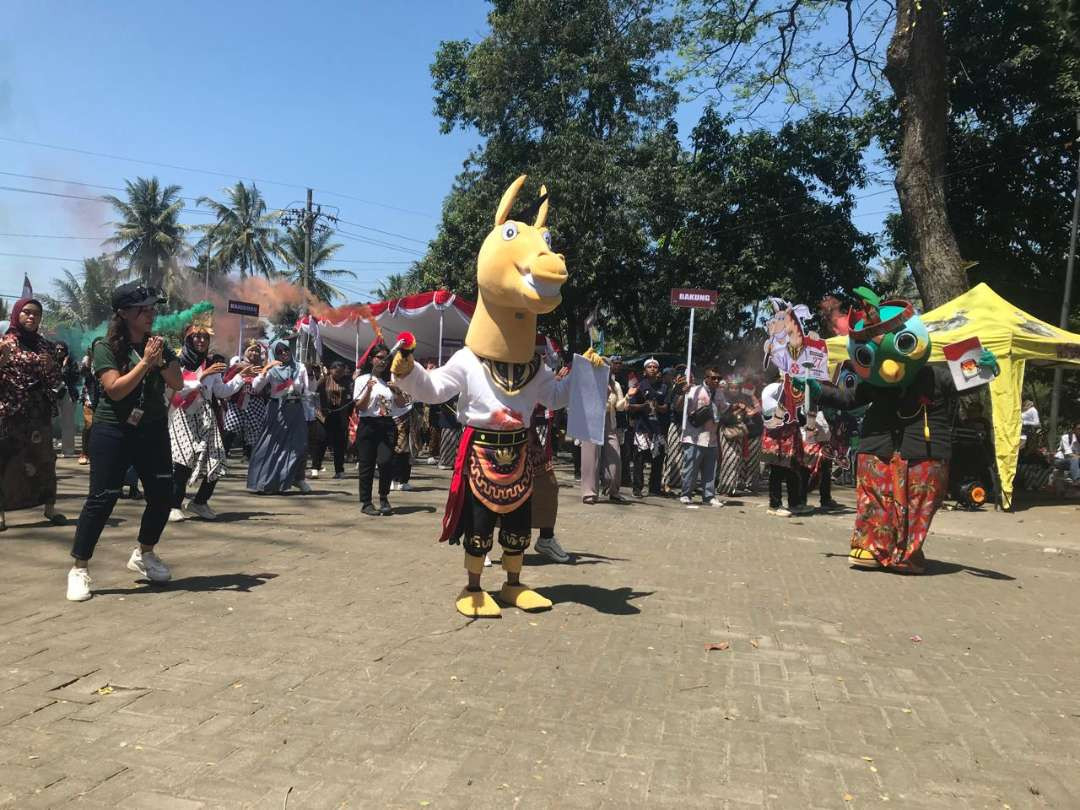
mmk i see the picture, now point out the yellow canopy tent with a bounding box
[826,283,1080,509]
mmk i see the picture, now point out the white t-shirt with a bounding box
[394,347,571,430]
[1021,406,1040,427]
[1056,433,1080,460]
[680,384,727,447]
[353,374,396,418]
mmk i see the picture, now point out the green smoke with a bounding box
[52,322,109,358]
[152,300,214,336]
[48,301,215,358]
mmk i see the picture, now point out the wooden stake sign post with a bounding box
[670,288,719,430]
[228,299,260,356]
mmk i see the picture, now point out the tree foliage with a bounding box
[40,255,124,328]
[195,182,281,280]
[418,0,875,356]
[875,0,1080,322]
[276,225,354,304]
[103,177,188,293]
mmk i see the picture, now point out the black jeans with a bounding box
[71,419,173,561]
[633,445,663,494]
[768,464,802,509]
[313,411,348,474]
[172,463,216,507]
[357,416,395,505]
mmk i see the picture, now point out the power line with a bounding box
[0,249,414,268]
[335,228,425,256]
[0,134,436,218]
[0,232,104,240]
[334,217,429,245]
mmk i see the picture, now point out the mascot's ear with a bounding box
[535,184,549,228]
[495,175,528,226]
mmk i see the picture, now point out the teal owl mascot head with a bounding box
[847,287,930,388]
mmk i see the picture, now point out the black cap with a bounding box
[111,282,166,311]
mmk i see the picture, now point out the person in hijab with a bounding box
[223,341,270,458]
[0,298,64,532]
[168,314,246,521]
[246,338,312,494]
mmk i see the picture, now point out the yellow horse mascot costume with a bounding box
[393,175,603,617]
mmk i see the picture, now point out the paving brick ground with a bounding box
[1,456,1079,809]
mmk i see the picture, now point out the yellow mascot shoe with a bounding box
[849,547,881,569]
[456,588,501,618]
[498,584,553,612]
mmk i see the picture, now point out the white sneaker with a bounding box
[66,567,92,602]
[310,468,321,479]
[426,457,438,466]
[127,548,172,582]
[296,480,313,494]
[705,498,725,508]
[168,508,187,523]
[767,507,793,517]
[483,553,493,568]
[390,481,401,491]
[185,501,217,521]
[399,482,414,492]
[535,535,571,563]
[679,495,692,505]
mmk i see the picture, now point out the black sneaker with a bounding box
[333,471,345,480]
[378,500,393,516]
[632,489,643,498]
[361,503,379,516]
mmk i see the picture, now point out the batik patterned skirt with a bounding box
[440,425,463,468]
[852,453,949,573]
[0,415,57,511]
[224,396,268,449]
[170,401,227,482]
[662,422,684,492]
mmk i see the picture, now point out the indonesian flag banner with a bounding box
[314,290,476,365]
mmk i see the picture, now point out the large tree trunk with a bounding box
[884,0,969,310]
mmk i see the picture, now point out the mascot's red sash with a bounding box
[439,426,476,543]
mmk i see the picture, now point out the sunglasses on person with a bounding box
[373,353,389,361]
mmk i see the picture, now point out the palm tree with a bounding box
[41,255,123,327]
[104,177,188,292]
[373,268,423,301]
[196,182,281,280]
[276,225,355,303]
[871,257,923,309]
[0,298,8,321]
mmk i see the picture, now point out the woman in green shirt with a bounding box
[67,283,183,602]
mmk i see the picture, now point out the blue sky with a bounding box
[1,0,895,307]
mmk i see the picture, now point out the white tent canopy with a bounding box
[314,291,475,366]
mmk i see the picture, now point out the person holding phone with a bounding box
[67,283,182,602]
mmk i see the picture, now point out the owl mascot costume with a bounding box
[809,288,998,573]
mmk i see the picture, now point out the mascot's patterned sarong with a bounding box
[852,453,948,572]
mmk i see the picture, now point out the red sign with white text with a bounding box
[670,288,718,309]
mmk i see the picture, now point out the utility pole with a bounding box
[280,190,338,364]
[1048,110,1080,454]
[303,188,313,297]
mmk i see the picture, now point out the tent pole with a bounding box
[438,309,445,366]
[355,318,361,367]
[1049,110,1080,454]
